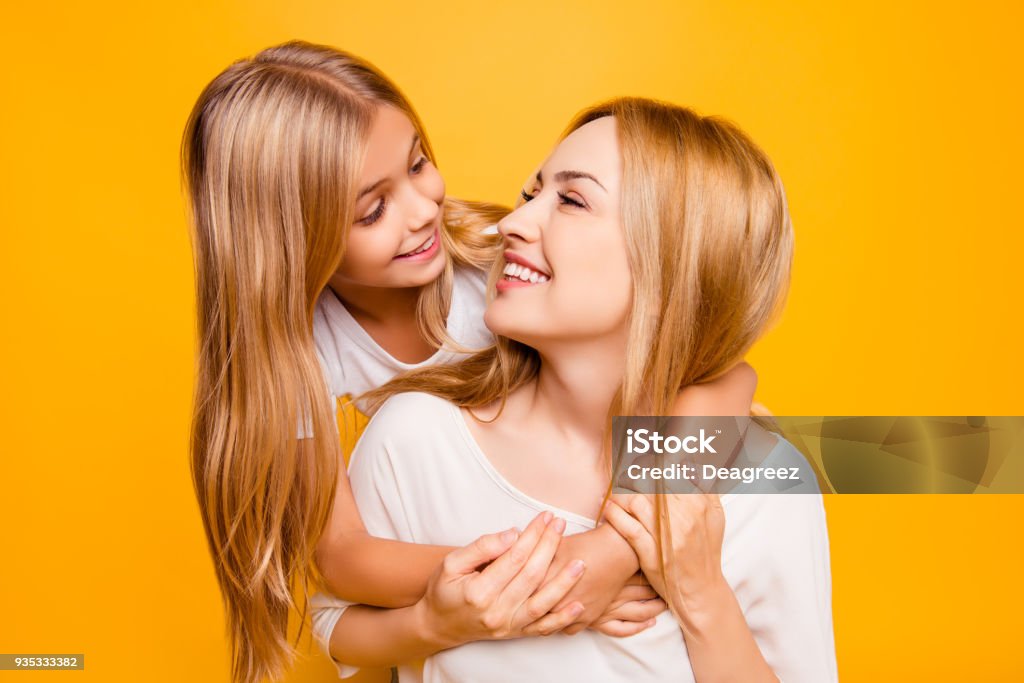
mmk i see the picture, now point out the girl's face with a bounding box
[485,116,632,347]
[330,106,447,291]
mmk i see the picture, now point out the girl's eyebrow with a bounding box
[536,169,607,193]
[358,135,422,199]
[357,178,385,199]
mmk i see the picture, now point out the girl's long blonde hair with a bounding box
[182,41,502,683]
[363,95,793,571]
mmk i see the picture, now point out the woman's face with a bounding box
[485,116,631,347]
[330,105,447,291]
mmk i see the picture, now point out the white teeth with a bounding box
[502,261,550,284]
[405,232,435,256]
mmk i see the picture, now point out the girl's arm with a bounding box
[315,458,450,607]
[326,513,586,669]
[317,361,757,639]
[672,361,757,416]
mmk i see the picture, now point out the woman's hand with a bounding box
[415,511,587,648]
[602,492,727,621]
[604,493,778,682]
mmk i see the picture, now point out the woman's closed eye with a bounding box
[519,188,587,209]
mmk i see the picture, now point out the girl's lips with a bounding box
[394,229,440,261]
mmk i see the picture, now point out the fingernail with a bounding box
[571,602,585,616]
[646,618,657,627]
[501,529,518,544]
[552,517,566,533]
[541,511,553,524]
[569,560,585,577]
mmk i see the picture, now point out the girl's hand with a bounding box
[534,523,647,636]
[416,511,587,647]
[603,492,727,622]
[589,572,668,637]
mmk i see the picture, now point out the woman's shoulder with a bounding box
[376,390,453,413]
[361,391,457,441]
[349,392,466,478]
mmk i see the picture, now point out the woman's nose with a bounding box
[497,202,541,244]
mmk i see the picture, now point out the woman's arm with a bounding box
[604,494,778,683]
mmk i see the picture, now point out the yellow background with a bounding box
[1,0,1022,681]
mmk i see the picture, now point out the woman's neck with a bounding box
[524,335,627,451]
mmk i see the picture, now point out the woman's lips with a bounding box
[503,251,551,277]
[394,229,439,261]
[497,259,551,292]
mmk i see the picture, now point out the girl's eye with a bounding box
[411,156,429,174]
[557,192,586,209]
[357,197,387,225]
[520,189,535,203]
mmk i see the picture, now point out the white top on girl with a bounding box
[311,392,838,682]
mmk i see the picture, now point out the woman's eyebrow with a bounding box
[537,169,607,193]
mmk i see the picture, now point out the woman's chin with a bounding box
[483,309,532,346]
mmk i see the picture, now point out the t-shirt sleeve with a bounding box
[308,591,358,679]
[308,397,419,677]
[735,493,838,683]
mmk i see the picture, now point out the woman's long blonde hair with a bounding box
[182,41,502,683]
[363,95,793,570]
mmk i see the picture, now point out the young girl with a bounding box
[324,98,835,681]
[182,41,756,683]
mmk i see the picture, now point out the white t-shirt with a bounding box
[311,392,838,682]
[302,266,493,435]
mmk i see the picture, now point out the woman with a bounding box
[182,42,755,683]
[319,98,836,681]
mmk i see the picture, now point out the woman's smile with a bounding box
[498,251,551,291]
